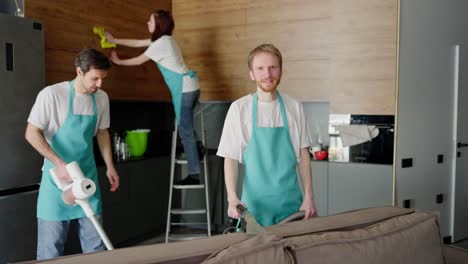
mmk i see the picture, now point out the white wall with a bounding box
[396,0,468,237]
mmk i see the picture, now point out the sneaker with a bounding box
[175,175,200,185]
[197,141,206,158]
[175,151,186,160]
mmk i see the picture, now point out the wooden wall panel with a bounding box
[25,0,171,101]
[173,0,398,114]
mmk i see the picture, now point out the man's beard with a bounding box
[256,78,280,93]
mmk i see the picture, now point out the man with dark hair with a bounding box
[218,44,317,227]
[25,48,119,260]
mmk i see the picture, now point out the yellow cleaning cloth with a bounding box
[92,26,116,49]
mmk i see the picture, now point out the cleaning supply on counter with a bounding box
[120,142,129,161]
[50,162,114,250]
[125,129,151,157]
[112,132,121,161]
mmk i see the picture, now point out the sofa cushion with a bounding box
[20,233,249,264]
[204,207,444,264]
[286,210,444,264]
[265,206,415,237]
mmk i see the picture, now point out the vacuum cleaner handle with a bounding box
[236,204,247,216]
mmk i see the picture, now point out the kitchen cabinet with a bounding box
[327,162,393,215]
[311,161,329,216]
[63,156,171,254]
[99,157,170,246]
[0,190,38,263]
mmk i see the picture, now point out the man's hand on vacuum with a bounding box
[55,160,72,182]
[300,194,318,219]
[227,197,246,219]
[107,166,120,192]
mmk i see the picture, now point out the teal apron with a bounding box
[156,63,198,125]
[37,81,102,221]
[242,92,302,227]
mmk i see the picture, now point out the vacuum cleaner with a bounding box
[224,204,305,235]
[50,161,114,250]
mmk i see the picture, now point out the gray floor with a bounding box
[136,227,218,246]
[455,239,468,250]
[136,233,166,246]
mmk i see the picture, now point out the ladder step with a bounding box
[175,158,204,164]
[168,234,208,241]
[166,111,212,243]
[171,209,207,215]
[173,184,205,189]
[170,222,208,226]
[174,159,187,164]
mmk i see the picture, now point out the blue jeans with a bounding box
[37,216,106,260]
[179,90,201,174]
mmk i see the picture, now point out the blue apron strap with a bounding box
[184,69,198,79]
[252,93,258,130]
[277,92,289,130]
[69,81,75,115]
[252,93,259,140]
[91,94,97,115]
[69,80,98,116]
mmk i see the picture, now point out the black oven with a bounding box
[329,115,394,164]
[348,115,394,164]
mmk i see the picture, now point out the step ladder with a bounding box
[165,105,211,242]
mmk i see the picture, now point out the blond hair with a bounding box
[247,44,282,70]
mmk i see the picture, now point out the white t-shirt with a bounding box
[27,81,110,144]
[217,93,311,163]
[144,35,200,93]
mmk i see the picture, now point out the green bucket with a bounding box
[125,129,150,157]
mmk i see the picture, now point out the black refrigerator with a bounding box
[0,13,45,263]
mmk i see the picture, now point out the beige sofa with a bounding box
[22,206,468,264]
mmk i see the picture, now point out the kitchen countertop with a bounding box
[311,159,393,166]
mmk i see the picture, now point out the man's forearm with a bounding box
[96,129,115,169]
[25,123,64,166]
[224,157,239,202]
[299,148,314,199]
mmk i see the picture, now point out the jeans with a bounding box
[179,89,201,174]
[37,216,106,260]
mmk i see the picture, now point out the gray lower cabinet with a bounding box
[311,161,328,216]
[63,156,171,255]
[99,157,170,246]
[0,190,38,263]
[327,162,393,215]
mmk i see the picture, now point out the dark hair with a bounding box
[74,48,111,74]
[248,44,282,70]
[151,9,174,42]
